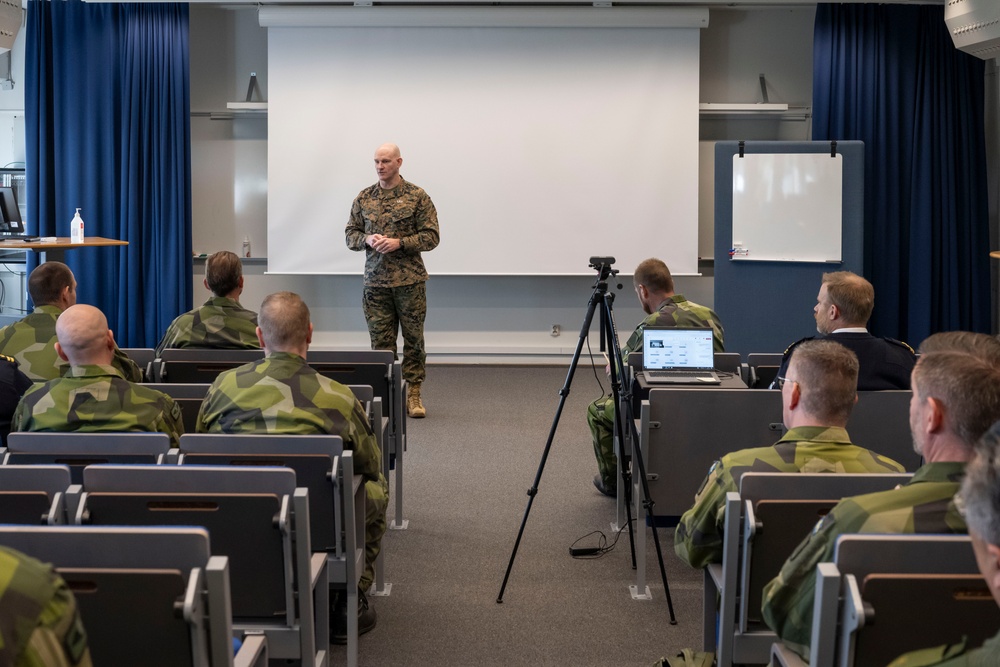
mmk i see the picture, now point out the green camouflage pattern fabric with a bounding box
[345,178,440,288]
[12,364,184,447]
[589,294,726,489]
[0,306,142,383]
[887,630,1000,667]
[762,461,968,659]
[154,296,260,356]
[673,426,906,568]
[362,282,426,385]
[196,351,388,590]
[0,547,91,667]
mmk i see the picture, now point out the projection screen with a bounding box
[264,8,704,276]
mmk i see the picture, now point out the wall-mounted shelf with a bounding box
[699,103,811,120]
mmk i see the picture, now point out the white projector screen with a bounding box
[266,18,701,276]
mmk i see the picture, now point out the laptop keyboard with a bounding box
[646,369,710,378]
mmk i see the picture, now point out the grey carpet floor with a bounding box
[330,365,705,666]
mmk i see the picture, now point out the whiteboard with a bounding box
[731,153,843,263]
[266,24,701,276]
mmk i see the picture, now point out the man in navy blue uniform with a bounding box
[774,271,915,390]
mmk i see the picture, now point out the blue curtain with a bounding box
[25,0,192,347]
[812,4,990,344]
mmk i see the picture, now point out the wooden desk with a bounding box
[0,237,128,263]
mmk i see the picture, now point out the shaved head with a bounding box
[374,143,403,189]
[376,143,400,159]
[55,304,114,365]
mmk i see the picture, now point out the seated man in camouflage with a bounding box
[0,545,92,667]
[12,305,184,446]
[0,262,140,382]
[588,257,725,497]
[674,339,906,569]
[196,291,388,643]
[762,334,1000,660]
[155,250,260,356]
[885,419,1000,667]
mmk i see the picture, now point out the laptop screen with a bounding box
[642,327,715,371]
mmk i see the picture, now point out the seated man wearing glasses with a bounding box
[674,339,906,569]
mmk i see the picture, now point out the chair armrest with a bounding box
[234,634,269,667]
[771,642,808,667]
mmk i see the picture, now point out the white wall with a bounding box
[190,5,819,359]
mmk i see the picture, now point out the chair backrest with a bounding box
[0,464,72,525]
[818,535,988,667]
[747,353,783,389]
[0,525,229,667]
[847,390,921,470]
[737,473,912,629]
[157,349,264,383]
[120,348,156,381]
[79,464,297,622]
[142,382,210,433]
[5,432,172,484]
[643,388,785,517]
[714,352,742,374]
[177,433,343,552]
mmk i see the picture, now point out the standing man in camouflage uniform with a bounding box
[673,340,906,569]
[346,143,439,418]
[0,546,91,667]
[155,250,260,356]
[0,262,141,382]
[762,334,1000,660]
[588,258,725,497]
[12,305,184,447]
[774,271,916,390]
[885,420,1000,667]
[196,291,388,643]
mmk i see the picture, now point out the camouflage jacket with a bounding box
[345,178,440,287]
[0,546,91,667]
[154,297,260,356]
[0,306,141,383]
[12,364,184,447]
[761,461,968,658]
[196,351,382,482]
[887,630,1000,667]
[621,295,726,365]
[673,426,906,568]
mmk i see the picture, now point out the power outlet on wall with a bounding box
[550,324,560,337]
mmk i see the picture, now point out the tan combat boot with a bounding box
[407,383,426,418]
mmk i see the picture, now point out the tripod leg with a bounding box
[497,288,603,603]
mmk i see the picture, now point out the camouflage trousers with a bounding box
[362,283,427,385]
[587,393,618,490]
[362,474,389,592]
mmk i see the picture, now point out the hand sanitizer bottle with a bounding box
[70,208,85,244]
[242,236,251,258]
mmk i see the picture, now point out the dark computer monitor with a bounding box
[0,187,24,235]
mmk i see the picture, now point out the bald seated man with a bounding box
[12,304,183,446]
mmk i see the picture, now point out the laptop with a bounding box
[641,327,721,385]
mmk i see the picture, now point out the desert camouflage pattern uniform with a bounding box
[673,426,906,568]
[0,546,91,667]
[887,630,1000,667]
[12,364,184,447]
[588,295,726,491]
[346,178,439,385]
[762,461,968,659]
[154,297,260,356]
[196,351,388,591]
[0,305,141,383]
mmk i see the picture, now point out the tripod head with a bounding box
[589,257,622,295]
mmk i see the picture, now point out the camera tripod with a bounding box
[496,257,677,625]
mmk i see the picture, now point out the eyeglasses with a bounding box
[775,376,798,390]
